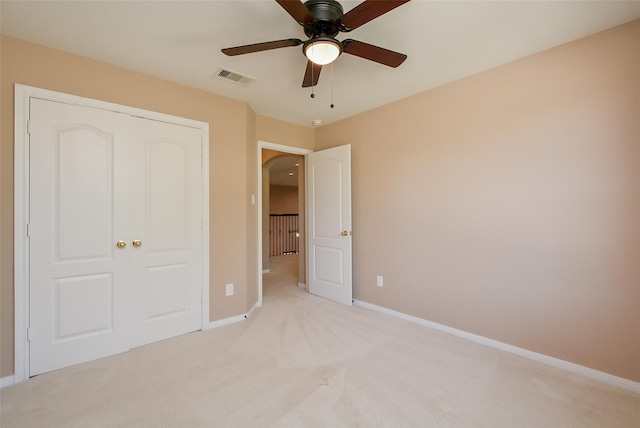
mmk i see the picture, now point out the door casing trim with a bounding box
[14,84,210,383]
[257,141,312,307]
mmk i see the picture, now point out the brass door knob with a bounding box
[132,240,142,248]
[341,231,349,237]
[116,240,127,249]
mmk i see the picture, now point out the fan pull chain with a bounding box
[310,61,315,99]
[330,63,335,109]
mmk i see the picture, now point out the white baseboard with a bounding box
[246,301,260,318]
[204,313,247,329]
[1,375,15,389]
[262,269,270,274]
[204,302,261,330]
[298,282,306,289]
[353,299,640,394]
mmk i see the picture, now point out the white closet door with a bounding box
[29,99,131,375]
[129,117,203,348]
[28,99,204,376]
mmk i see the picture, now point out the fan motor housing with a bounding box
[303,0,344,38]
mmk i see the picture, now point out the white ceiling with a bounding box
[2,1,639,127]
[268,155,302,187]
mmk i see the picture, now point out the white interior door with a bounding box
[29,99,132,375]
[129,117,203,348]
[306,144,352,306]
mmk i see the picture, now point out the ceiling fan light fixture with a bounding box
[304,38,342,65]
[222,0,411,88]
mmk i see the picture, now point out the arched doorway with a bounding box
[257,142,311,306]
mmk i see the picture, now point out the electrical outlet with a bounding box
[376,275,383,287]
[226,283,234,296]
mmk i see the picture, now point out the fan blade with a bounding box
[302,60,322,87]
[276,0,314,25]
[342,39,407,67]
[222,39,303,56]
[340,0,410,31]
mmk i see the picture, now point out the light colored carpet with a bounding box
[1,254,639,427]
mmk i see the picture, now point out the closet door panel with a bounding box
[129,117,203,347]
[29,99,131,375]
[147,140,188,251]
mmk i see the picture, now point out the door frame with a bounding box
[14,84,210,383]
[257,141,312,307]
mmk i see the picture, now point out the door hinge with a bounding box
[27,120,32,135]
[27,327,32,341]
[26,223,31,237]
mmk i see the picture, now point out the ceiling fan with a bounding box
[221,0,411,88]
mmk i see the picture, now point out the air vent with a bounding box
[215,68,256,86]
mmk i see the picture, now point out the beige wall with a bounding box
[316,21,640,382]
[261,167,271,271]
[257,116,315,151]
[0,36,260,377]
[270,185,299,214]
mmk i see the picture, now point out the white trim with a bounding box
[246,301,260,318]
[200,120,211,330]
[14,84,210,384]
[203,299,259,330]
[298,282,306,289]
[260,141,313,156]
[257,141,312,308]
[262,269,270,274]
[1,375,15,389]
[14,85,31,384]
[204,314,248,330]
[203,300,259,332]
[16,85,208,129]
[354,299,640,394]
